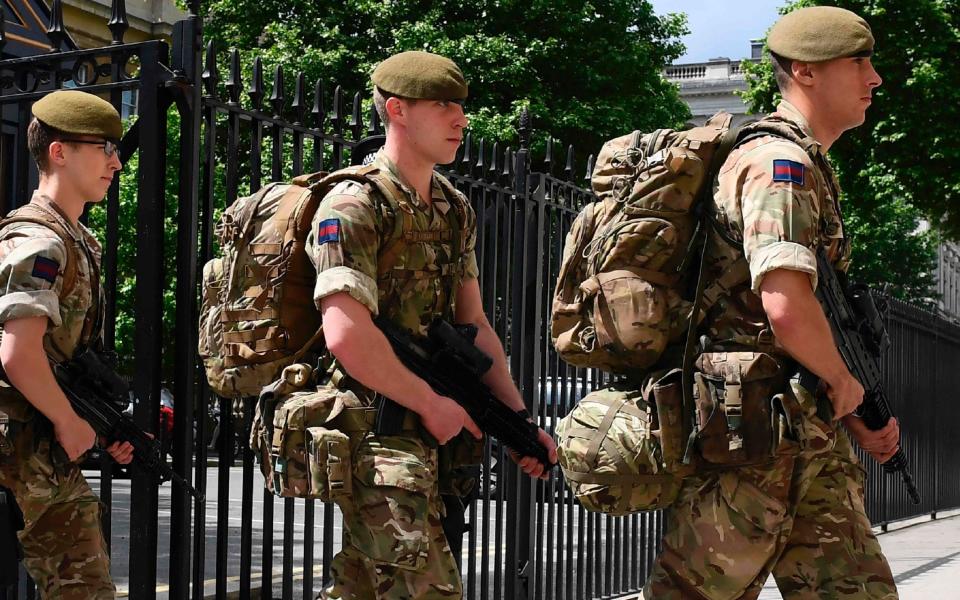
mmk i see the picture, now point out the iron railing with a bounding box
[1,3,959,599]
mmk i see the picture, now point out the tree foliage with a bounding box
[87,110,183,376]
[202,0,692,155]
[740,0,953,303]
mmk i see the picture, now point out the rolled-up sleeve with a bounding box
[313,266,379,316]
[0,235,67,326]
[306,183,383,314]
[735,141,822,293]
[749,241,817,292]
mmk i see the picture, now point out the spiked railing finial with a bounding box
[201,41,219,97]
[330,86,344,134]
[269,65,285,118]
[489,142,500,178]
[108,0,129,45]
[225,49,242,104]
[368,102,383,136]
[584,154,595,183]
[461,133,473,171]
[349,92,362,140]
[248,56,264,110]
[312,80,326,131]
[564,145,575,181]
[46,0,67,52]
[475,138,486,175]
[518,107,531,150]
[292,72,307,125]
[543,138,554,174]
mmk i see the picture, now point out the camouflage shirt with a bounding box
[704,100,850,349]
[0,192,103,364]
[306,151,479,336]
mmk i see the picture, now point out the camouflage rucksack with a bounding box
[199,165,426,398]
[551,113,807,375]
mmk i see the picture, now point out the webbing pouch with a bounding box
[306,427,352,502]
[692,352,786,467]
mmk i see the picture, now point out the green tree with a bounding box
[202,0,692,155]
[87,109,184,376]
[740,0,952,303]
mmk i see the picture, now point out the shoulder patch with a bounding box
[31,255,60,283]
[316,218,341,244]
[772,159,805,185]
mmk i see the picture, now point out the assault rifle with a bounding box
[373,316,553,469]
[801,248,920,504]
[51,349,203,501]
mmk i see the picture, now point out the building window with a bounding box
[122,89,139,119]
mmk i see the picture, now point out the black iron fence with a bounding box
[1,3,959,600]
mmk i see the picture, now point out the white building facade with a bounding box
[665,41,763,128]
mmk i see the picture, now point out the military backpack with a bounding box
[552,113,817,513]
[199,164,464,399]
[551,113,809,375]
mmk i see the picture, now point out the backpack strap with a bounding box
[0,204,102,353]
[680,125,745,465]
[433,175,464,319]
[0,206,80,298]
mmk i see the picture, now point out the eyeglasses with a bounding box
[60,139,119,158]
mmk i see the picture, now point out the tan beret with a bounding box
[32,90,122,140]
[768,6,874,62]
[372,51,468,101]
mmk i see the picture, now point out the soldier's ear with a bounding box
[384,96,406,122]
[791,61,816,87]
[47,140,68,168]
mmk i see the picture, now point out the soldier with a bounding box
[644,7,900,599]
[307,51,558,599]
[0,90,133,599]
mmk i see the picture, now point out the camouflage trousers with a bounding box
[0,404,114,599]
[321,434,462,600]
[643,428,897,600]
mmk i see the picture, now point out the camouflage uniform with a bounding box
[643,101,897,599]
[307,151,478,599]
[0,192,114,599]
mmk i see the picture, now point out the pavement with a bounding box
[757,509,960,600]
[617,509,960,599]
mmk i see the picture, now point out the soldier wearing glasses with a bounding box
[0,90,133,599]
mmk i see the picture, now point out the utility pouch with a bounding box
[692,352,786,467]
[643,368,689,472]
[251,363,362,499]
[305,427,352,502]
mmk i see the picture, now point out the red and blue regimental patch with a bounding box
[316,218,341,245]
[772,159,805,185]
[31,255,60,284]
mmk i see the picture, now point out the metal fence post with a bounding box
[128,40,169,600]
[169,12,203,600]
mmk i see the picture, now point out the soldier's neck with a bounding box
[36,177,85,225]
[382,142,435,206]
[782,91,840,153]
